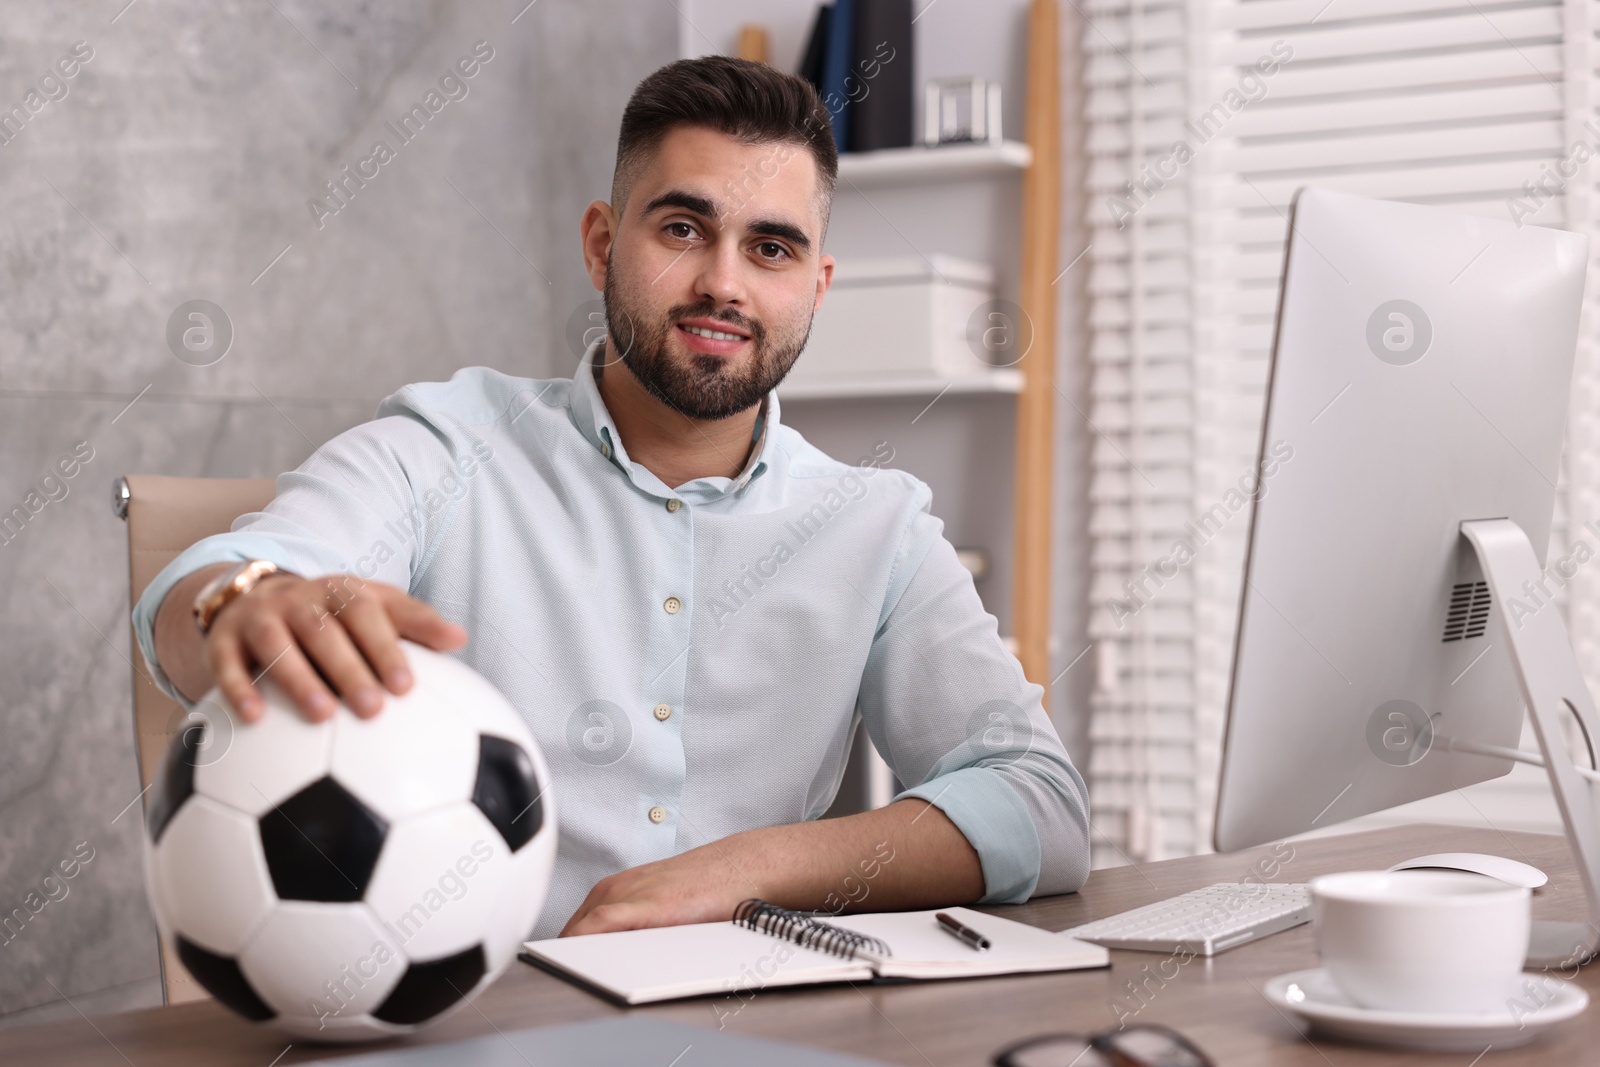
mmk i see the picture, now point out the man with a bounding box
[133,56,1090,940]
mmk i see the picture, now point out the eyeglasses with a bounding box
[993,1024,1214,1067]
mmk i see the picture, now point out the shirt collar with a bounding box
[567,337,778,501]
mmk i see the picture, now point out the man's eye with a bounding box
[756,242,788,260]
[665,222,696,239]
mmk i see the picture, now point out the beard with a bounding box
[601,258,811,421]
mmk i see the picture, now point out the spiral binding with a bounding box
[732,898,892,960]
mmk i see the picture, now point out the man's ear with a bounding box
[814,253,835,313]
[579,200,617,293]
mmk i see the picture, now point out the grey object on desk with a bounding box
[298,1016,893,1066]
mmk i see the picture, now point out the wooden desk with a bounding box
[4,824,1596,1065]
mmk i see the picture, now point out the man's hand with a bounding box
[211,574,468,723]
[557,798,984,937]
[156,565,467,724]
[559,843,759,937]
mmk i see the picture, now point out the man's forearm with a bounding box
[723,798,985,913]
[558,787,992,935]
[152,562,234,703]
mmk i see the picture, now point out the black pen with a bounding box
[935,911,991,951]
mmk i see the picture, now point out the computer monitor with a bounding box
[1212,187,1598,965]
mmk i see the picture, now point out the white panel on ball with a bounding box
[239,902,406,1026]
[153,796,276,956]
[329,683,479,820]
[363,803,512,962]
[193,695,333,816]
[409,650,531,740]
[480,824,560,973]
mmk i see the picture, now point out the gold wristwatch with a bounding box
[192,559,294,636]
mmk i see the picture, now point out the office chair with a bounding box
[113,474,275,1004]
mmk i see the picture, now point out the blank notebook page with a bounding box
[525,920,874,1004]
[524,908,1108,1004]
[826,908,1110,979]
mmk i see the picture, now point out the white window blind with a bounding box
[1081,0,1600,865]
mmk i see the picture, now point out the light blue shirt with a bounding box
[133,342,1090,937]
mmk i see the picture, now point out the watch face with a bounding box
[195,560,274,634]
[198,571,233,603]
[204,562,249,600]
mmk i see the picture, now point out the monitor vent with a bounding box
[1442,581,1491,642]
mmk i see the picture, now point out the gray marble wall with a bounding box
[0,0,674,1023]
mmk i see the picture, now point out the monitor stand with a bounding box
[1464,519,1600,968]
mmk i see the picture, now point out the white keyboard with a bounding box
[1064,882,1311,956]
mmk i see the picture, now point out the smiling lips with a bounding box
[676,317,751,356]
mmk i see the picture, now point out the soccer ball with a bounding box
[141,641,556,1041]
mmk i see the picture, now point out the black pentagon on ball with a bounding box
[371,944,486,1025]
[258,776,387,902]
[472,734,543,852]
[176,935,275,1021]
[146,718,205,844]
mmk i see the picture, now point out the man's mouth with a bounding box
[675,318,752,355]
[680,324,747,341]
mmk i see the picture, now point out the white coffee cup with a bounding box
[1308,869,1530,1014]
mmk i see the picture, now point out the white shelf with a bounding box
[777,367,1023,401]
[835,141,1032,186]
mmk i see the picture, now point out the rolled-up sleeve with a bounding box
[856,484,1091,903]
[130,411,467,707]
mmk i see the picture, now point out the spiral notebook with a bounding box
[519,901,1109,1006]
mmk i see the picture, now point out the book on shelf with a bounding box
[799,0,914,153]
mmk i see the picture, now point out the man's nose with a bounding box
[693,243,747,307]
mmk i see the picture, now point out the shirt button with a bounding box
[600,442,611,459]
[653,703,672,721]
[648,805,666,824]
[666,498,682,513]
[663,596,681,614]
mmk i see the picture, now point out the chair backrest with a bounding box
[117,474,276,1004]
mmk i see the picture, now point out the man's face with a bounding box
[598,125,832,421]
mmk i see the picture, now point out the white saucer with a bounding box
[1262,968,1588,1051]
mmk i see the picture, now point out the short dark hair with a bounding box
[612,55,839,234]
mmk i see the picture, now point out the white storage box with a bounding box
[790,255,996,383]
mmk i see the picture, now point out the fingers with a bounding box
[558,904,592,937]
[237,613,340,722]
[558,879,612,936]
[384,588,469,651]
[338,589,413,696]
[207,631,264,723]
[286,592,386,718]
[562,902,651,938]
